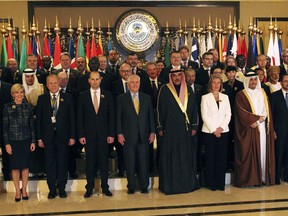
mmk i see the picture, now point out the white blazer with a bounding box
[201,92,231,133]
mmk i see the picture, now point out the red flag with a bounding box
[97,36,103,56]
[237,35,242,55]
[241,37,248,60]
[86,37,91,60]
[53,34,61,69]
[36,36,43,68]
[6,35,14,59]
[43,36,50,56]
[28,37,33,55]
[90,34,97,57]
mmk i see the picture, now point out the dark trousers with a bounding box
[275,133,288,181]
[44,133,69,193]
[124,138,149,190]
[203,132,228,190]
[68,143,78,174]
[115,142,124,173]
[85,137,109,192]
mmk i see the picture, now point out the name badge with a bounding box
[51,116,56,124]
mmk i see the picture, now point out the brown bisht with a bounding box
[234,90,275,187]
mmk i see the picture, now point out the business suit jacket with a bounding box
[112,79,126,100]
[201,92,231,133]
[195,67,210,86]
[160,66,184,83]
[182,60,199,70]
[116,92,155,146]
[0,81,12,140]
[36,92,76,145]
[279,65,288,81]
[140,77,166,109]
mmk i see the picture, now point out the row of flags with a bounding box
[164,26,283,68]
[0,29,108,72]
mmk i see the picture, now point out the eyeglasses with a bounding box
[204,58,213,61]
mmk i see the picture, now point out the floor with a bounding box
[1,183,288,215]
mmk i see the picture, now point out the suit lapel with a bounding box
[87,91,97,117]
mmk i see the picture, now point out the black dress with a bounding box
[3,101,35,169]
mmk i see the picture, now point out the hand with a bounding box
[259,116,265,123]
[213,127,223,138]
[79,137,86,145]
[38,140,45,148]
[118,134,125,145]
[107,136,114,144]
[6,144,12,155]
[158,130,164,137]
[30,143,36,152]
[148,133,155,144]
[191,130,197,136]
[274,131,277,140]
[250,122,258,128]
[69,139,75,146]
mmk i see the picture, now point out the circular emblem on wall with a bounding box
[115,9,160,53]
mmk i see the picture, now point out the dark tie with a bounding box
[60,88,65,93]
[151,80,158,104]
[51,94,57,116]
[125,82,129,93]
[184,61,187,68]
[285,93,288,109]
[111,64,115,74]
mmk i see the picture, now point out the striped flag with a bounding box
[97,35,103,56]
[53,34,62,69]
[218,35,222,62]
[273,31,280,66]
[207,31,213,51]
[227,33,233,56]
[267,31,274,65]
[279,36,283,65]
[230,33,238,58]
[36,35,43,68]
[222,36,227,62]
[199,35,206,57]
[68,36,76,69]
[191,36,199,63]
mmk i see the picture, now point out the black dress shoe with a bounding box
[59,191,67,198]
[127,189,135,194]
[103,190,113,197]
[15,197,21,202]
[84,191,93,198]
[140,188,148,194]
[22,195,29,200]
[48,192,57,199]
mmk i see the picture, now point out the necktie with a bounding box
[133,94,139,114]
[111,64,115,74]
[133,68,136,74]
[51,94,57,116]
[151,80,158,103]
[285,93,288,109]
[93,91,99,114]
[60,88,65,93]
[184,61,187,68]
[125,82,129,93]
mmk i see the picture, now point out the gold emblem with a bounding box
[101,94,105,98]
[60,98,64,102]
[12,105,16,109]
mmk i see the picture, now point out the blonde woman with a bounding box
[3,84,35,202]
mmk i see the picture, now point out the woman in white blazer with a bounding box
[201,75,231,191]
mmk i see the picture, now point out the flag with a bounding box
[53,34,61,69]
[1,35,8,66]
[279,36,283,65]
[199,35,206,57]
[12,37,18,62]
[19,35,27,73]
[68,36,76,69]
[48,37,53,57]
[273,32,280,66]
[222,36,227,62]
[43,35,50,56]
[256,34,261,55]
[36,36,43,68]
[191,36,199,63]
[227,33,233,56]
[76,34,85,58]
[97,35,103,56]
[178,36,183,49]
[164,37,170,67]
[107,37,112,54]
[237,34,242,55]
[260,35,264,54]
[184,35,188,46]
[86,37,91,60]
[207,31,213,51]
[230,32,238,58]
[6,35,14,59]
[267,31,274,65]
[252,34,258,62]
[241,37,248,60]
[28,36,33,55]
[247,35,255,68]
[90,34,97,57]
[218,35,223,62]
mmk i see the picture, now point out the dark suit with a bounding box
[195,67,210,86]
[1,69,22,85]
[279,65,288,81]
[54,68,80,92]
[132,67,147,80]
[107,63,120,78]
[116,92,155,190]
[36,92,76,194]
[160,66,183,83]
[0,81,12,178]
[270,89,288,182]
[182,60,199,70]
[78,89,114,192]
[36,68,55,85]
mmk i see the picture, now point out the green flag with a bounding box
[77,34,85,58]
[164,38,170,67]
[1,35,8,66]
[19,36,27,73]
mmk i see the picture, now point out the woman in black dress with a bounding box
[3,84,35,201]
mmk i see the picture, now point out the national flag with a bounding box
[260,35,264,54]
[178,36,183,48]
[107,37,112,54]
[256,34,261,55]
[230,32,238,58]
[227,33,233,56]
[199,35,206,57]
[164,37,170,67]
[247,35,255,68]
[252,34,258,62]
[207,31,213,51]
[68,36,76,69]
[222,36,227,62]
[12,37,18,62]
[191,36,199,63]
[53,34,62,69]
[43,35,50,56]
[86,37,91,60]
[48,37,53,57]
[218,35,223,62]
[1,35,8,66]
[279,36,283,65]
[273,31,280,66]
[241,37,248,60]
[77,34,85,58]
[36,35,42,68]
[28,36,33,55]
[97,35,103,56]
[267,31,274,65]
[237,34,242,55]
[6,35,14,59]
[90,33,97,57]
[19,35,27,73]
